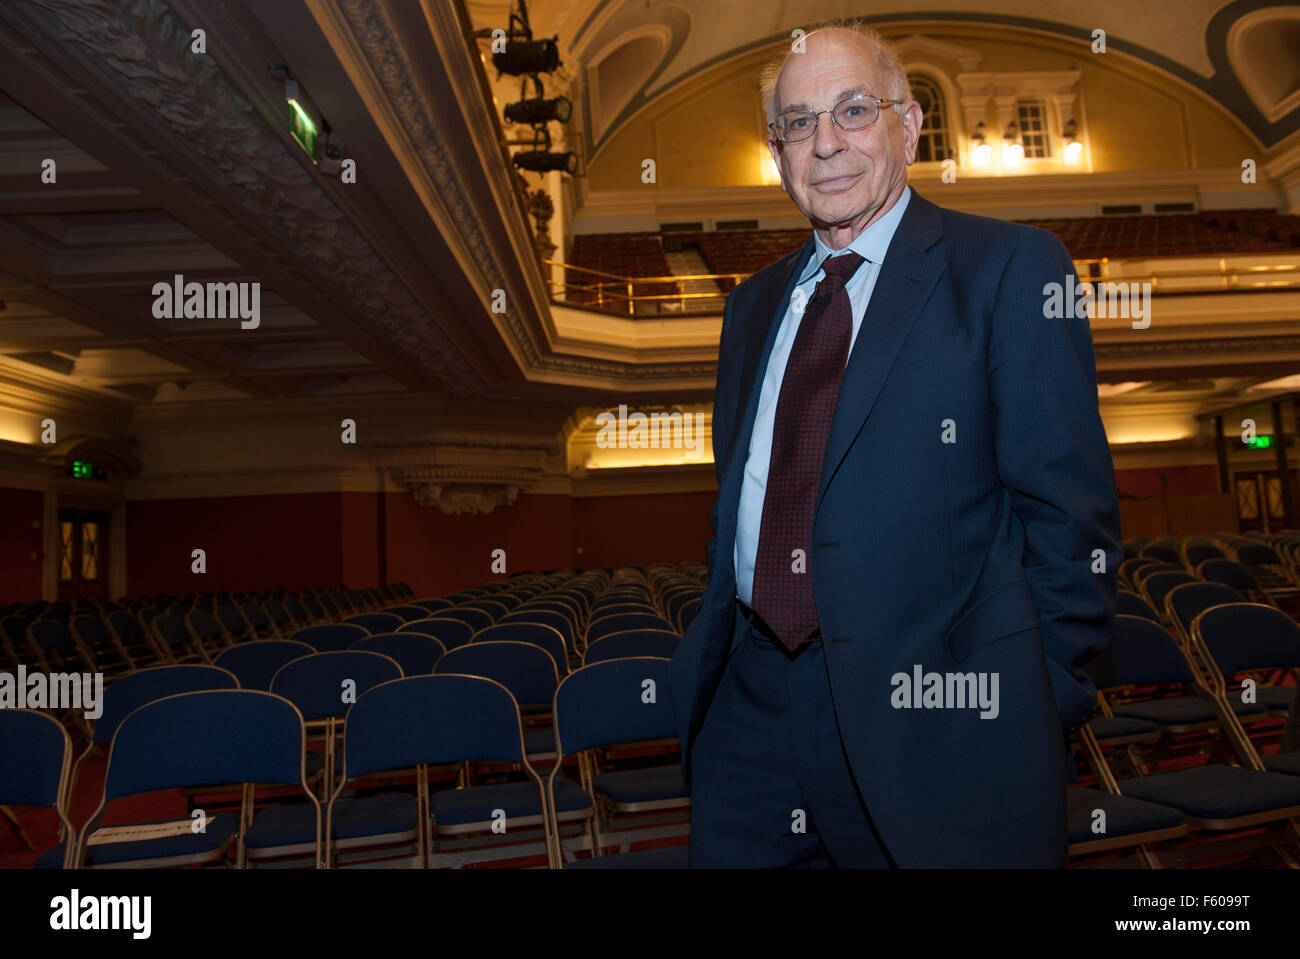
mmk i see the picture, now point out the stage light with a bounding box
[512,149,578,174]
[504,96,572,125]
[493,38,560,75]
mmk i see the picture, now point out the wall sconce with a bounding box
[1063,118,1083,165]
[970,121,991,167]
[1002,121,1023,169]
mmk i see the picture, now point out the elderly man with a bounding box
[668,21,1121,868]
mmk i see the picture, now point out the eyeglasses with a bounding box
[769,93,904,143]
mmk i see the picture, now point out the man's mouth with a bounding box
[812,172,862,190]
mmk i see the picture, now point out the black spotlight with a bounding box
[512,150,578,174]
[504,95,572,125]
[493,38,560,75]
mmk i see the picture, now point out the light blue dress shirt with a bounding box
[733,186,912,606]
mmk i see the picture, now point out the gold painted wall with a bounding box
[585,26,1255,187]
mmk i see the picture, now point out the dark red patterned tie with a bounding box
[751,251,865,651]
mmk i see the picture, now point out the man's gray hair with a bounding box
[759,19,912,127]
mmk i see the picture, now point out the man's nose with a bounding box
[811,113,847,158]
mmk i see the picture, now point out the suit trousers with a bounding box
[688,598,896,868]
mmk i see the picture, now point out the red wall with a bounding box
[1114,464,1221,498]
[0,487,43,605]
[126,493,345,596]
[572,490,714,568]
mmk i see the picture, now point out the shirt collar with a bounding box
[797,185,912,285]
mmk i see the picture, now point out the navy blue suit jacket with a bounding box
[669,189,1122,867]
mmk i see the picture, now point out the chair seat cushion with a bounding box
[245,793,415,848]
[1087,716,1160,741]
[1259,685,1296,712]
[1066,787,1183,844]
[52,816,236,866]
[564,844,690,868]
[592,765,688,805]
[1114,696,1265,726]
[1119,765,1300,820]
[1263,752,1300,776]
[431,778,591,827]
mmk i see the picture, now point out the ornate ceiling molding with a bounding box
[20,0,482,397]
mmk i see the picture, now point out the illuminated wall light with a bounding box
[1002,121,1023,170]
[1063,118,1083,165]
[970,121,991,168]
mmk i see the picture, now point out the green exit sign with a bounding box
[1247,435,1273,449]
[68,460,106,480]
[288,98,318,160]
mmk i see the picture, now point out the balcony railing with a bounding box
[544,255,1300,316]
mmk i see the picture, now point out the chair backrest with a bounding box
[553,658,675,755]
[342,612,404,635]
[1142,570,1198,614]
[344,674,526,776]
[213,641,314,691]
[107,609,145,639]
[153,614,195,652]
[434,641,559,707]
[397,616,474,649]
[29,618,79,652]
[411,598,454,614]
[1115,590,1160,622]
[587,612,674,642]
[1236,543,1283,567]
[473,622,566,671]
[0,708,71,808]
[583,629,680,664]
[269,650,403,721]
[439,607,493,633]
[71,614,112,647]
[376,605,430,623]
[1193,602,1300,677]
[1166,582,1244,638]
[1131,562,1184,587]
[1197,559,1261,592]
[95,664,240,745]
[1086,615,1199,690]
[103,690,307,801]
[291,623,368,652]
[501,608,574,649]
[350,633,446,676]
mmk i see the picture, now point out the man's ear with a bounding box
[899,100,924,166]
[767,136,788,193]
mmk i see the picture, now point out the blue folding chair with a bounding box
[587,613,674,645]
[342,613,404,635]
[474,622,567,673]
[1,709,75,868]
[1191,602,1300,738]
[583,629,679,664]
[436,642,561,761]
[399,616,474,650]
[548,657,688,867]
[291,623,368,652]
[245,651,402,865]
[73,690,319,869]
[214,640,313,691]
[377,605,431,623]
[350,633,446,676]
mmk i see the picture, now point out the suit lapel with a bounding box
[815,191,947,511]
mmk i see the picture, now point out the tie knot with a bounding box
[819,251,865,284]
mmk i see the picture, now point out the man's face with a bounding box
[768,31,921,234]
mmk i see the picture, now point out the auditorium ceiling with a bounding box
[0,0,1297,482]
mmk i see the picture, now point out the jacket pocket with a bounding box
[945,580,1040,662]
